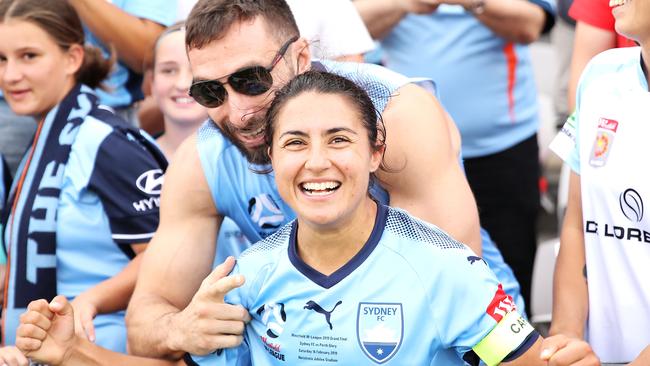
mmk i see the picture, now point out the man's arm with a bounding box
[354,0,439,39]
[68,0,166,73]
[126,136,248,359]
[452,0,548,44]
[378,84,482,253]
[355,0,547,45]
[549,172,589,339]
[567,22,617,111]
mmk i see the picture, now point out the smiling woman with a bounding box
[185,71,597,366]
[0,0,166,359]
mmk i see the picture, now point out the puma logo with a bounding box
[303,300,342,330]
[467,255,487,265]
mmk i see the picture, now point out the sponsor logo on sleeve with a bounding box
[467,255,487,265]
[485,284,516,322]
[136,169,164,195]
[357,303,403,364]
[132,169,164,212]
[589,117,619,167]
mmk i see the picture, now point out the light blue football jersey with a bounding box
[2,107,165,350]
[187,205,537,365]
[196,61,525,311]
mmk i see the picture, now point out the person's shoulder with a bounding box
[319,60,408,89]
[579,47,641,89]
[382,206,469,253]
[586,47,640,74]
[593,46,640,65]
[234,222,293,273]
[238,223,293,260]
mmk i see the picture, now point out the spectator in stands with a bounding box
[0,0,165,356]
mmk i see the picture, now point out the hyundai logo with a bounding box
[136,169,164,195]
[619,188,643,222]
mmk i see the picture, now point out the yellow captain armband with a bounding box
[472,311,534,366]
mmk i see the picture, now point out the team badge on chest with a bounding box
[589,117,619,167]
[356,303,403,364]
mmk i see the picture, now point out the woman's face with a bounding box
[152,30,207,127]
[613,0,650,43]
[0,19,79,120]
[270,91,382,230]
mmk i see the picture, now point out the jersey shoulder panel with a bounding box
[196,120,239,209]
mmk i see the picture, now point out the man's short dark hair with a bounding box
[186,0,299,50]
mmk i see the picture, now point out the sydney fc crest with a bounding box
[357,303,403,364]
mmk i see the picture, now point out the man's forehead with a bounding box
[187,18,284,80]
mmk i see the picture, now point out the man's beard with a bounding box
[213,116,271,166]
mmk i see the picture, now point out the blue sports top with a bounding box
[188,205,537,365]
[379,3,555,158]
[197,60,525,311]
[2,104,165,349]
[86,0,175,108]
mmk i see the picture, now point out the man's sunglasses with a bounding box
[189,36,299,108]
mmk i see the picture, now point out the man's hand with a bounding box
[166,257,251,355]
[0,346,29,366]
[15,296,76,366]
[540,334,600,365]
[71,291,99,342]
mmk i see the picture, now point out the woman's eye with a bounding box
[285,139,304,146]
[21,52,37,60]
[332,136,350,144]
[159,67,177,75]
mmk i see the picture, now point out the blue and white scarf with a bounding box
[2,84,93,323]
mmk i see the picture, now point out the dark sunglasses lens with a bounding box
[190,81,226,108]
[229,66,273,96]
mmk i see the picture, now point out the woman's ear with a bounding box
[65,44,84,76]
[370,143,385,173]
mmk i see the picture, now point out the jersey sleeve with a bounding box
[569,0,614,30]
[549,53,601,175]
[88,129,167,245]
[428,247,537,365]
[527,0,556,33]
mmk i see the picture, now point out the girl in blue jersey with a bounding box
[0,0,165,359]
